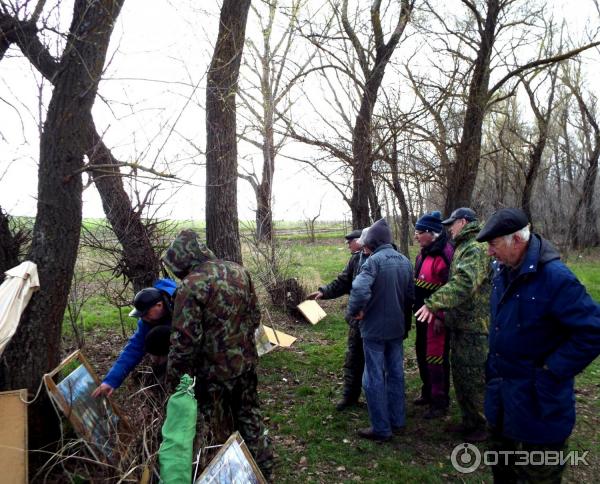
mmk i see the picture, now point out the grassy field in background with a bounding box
[68,234,600,483]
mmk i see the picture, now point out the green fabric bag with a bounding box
[159,374,197,484]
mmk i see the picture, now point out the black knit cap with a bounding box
[476,208,529,242]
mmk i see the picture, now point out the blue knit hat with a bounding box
[415,211,443,234]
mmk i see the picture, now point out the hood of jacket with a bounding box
[537,235,560,264]
[454,220,482,246]
[364,218,392,250]
[162,229,217,279]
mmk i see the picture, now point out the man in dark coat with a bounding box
[477,208,600,483]
[308,228,367,410]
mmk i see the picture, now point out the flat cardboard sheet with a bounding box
[0,389,28,484]
[263,325,296,347]
[297,300,327,325]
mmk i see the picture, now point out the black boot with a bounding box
[335,397,358,411]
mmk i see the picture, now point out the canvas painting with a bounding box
[195,432,265,484]
[263,325,296,347]
[57,363,120,459]
[45,350,128,463]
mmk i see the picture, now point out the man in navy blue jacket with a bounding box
[477,208,600,482]
[347,219,414,442]
[92,278,177,397]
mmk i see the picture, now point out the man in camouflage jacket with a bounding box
[163,229,273,479]
[307,228,367,410]
[415,208,490,442]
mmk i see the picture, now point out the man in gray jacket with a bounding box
[347,219,414,442]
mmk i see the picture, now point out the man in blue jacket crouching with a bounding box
[92,278,177,398]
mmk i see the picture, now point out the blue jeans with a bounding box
[362,338,405,436]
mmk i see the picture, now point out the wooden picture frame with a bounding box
[44,350,131,463]
[195,431,266,484]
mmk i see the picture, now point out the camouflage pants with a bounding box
[489,429,567,483]
[194,370,274,480]
[449,330,487,432]
[343,322,364,402]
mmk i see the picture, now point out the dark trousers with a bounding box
[195,370,274,480]
[489,429,567,484]
[343,323,364,402]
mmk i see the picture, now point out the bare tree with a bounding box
[1,3,162,291]
[339,0,414,227]
[564,70,600,248]
[205,0,251,264]
[0,0,125,456]
[238,0,312,242]
[519,61,561,223]
[420,0,600,214]
[287,0,414,228]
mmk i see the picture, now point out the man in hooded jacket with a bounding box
[347,219,414,442]
[163,229,273,480]
[477,208,600,483]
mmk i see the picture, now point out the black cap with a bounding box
[345,229,363,241]
[441,207,477,225]
[129,287,163,318]
[476,208,529,242]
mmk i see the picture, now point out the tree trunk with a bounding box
[368,176,382,222]
[387,134,410,254]
[521,136,547,223]
[86,127,160,291]
[0,0,124,456]
[581,156,600,247]
[569,88,600,248]
[206,0,250,264]
[445,0,500,213]
[256,113,275,242]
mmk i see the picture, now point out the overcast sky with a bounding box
[0,0,597,222]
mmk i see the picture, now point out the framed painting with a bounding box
[44,350,130,462]
[195,432,266,484]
